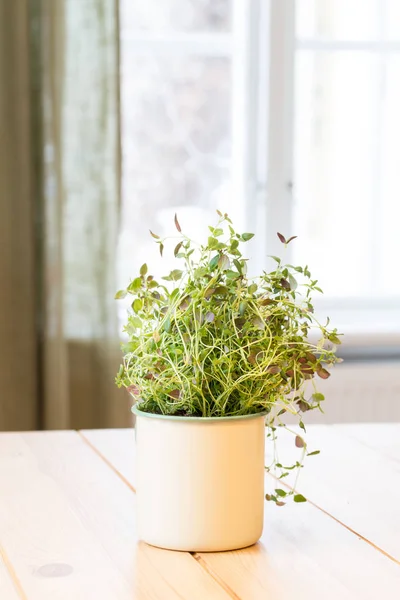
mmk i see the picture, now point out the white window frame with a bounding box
[264,0,400,346]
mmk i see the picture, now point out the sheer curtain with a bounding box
[0,0,129,430]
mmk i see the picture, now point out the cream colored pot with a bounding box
[133,405,266,552]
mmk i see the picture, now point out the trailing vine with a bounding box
[116,211,341,504]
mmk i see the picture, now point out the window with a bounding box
[292,0,400,340]
[119,0,233,288]
[119,0,400,343]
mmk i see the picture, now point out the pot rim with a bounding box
[132,403,268,423]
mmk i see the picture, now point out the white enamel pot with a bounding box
[133,405,266,552]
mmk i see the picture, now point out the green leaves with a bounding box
[209,226,223,237]
[115,289,127,299]
[169,288,180,301]
[209,254,220,270]
[327,331,342,345]
[162,269,183,282]
[208,253,231,271]
[208,236,219,249]
[115,214,340,512]
[194,266,207,278]
[214,285,228,295]
[129,277,142,292]
[225,269,240,280]
[163,316,172,333]
[307,450,320,457]
[248,283,258,294]
[233,259,243,274]
[288,273,297,291]
[266,488,289,506]
[241,232,255,241]
[133,299,143,313]
[129,316,141,329]
[293,494,307,503]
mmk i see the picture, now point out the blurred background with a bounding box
[1,0,399,431]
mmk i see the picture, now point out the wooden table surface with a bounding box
[1,425,400,599]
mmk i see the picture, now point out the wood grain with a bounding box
[0,432,230,600]
[82,428,400,600]
[264,424,400,562]
[80,428,137,488]
[0,550,21,600]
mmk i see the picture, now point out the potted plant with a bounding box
[116,211,340,552]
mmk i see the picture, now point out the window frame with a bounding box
[265,0,400,347]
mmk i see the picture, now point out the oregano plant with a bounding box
[116,211,341,504]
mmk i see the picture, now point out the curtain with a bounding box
[0,0,129,430]
[0,0,38,430]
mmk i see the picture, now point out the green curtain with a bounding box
[0,0,129,430]
[0,0,38,430]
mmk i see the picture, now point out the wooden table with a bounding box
[1,425,400,599]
